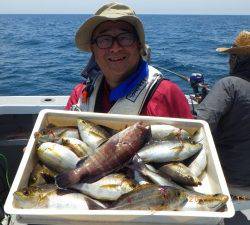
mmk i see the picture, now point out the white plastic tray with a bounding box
[4,109,235,225]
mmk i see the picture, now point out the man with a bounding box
[65,2,192,119]
[196,30,250,198]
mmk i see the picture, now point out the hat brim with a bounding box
[216,46,250,55]
[75,15,145,52]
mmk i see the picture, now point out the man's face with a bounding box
[91,21,141,88]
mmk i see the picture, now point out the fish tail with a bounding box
[132,154,147,173]
[55,170,81,188]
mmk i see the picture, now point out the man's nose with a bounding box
[109,39,122,52]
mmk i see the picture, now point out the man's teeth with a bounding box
[109,56,126,62]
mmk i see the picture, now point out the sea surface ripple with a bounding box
[0,14,250,95]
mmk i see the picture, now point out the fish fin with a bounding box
[34,131,42,139]
[192,129,205,143]
[132,154,149,174]
[76,156,88,168]
[89,130,105,139]
[84,196,107,209]
[55,170,81,189]
[59,129,70,138]
[100,184,120,189]
[101,126,118,136]
[56,189,76,196]
[196,178,202,186]
[172,146,183,153]
[41,173,55,184]
[47,123,56,128]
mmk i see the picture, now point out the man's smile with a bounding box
[108,56,126,62]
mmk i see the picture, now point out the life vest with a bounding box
[71,65,162,115]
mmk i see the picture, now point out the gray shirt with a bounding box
[196,76,250,186]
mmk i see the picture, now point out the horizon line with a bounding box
[1,12,250,16]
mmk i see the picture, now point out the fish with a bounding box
[138,140,202,163]
[61,137,94,157]
[37,142,80,173]
[55,122,151,188]
[150,124,191,142]
[132,155,182,189]
[133,170,150,185]
[110,184,187,210]
[192,128,205,143]
[13,184,106,209]
[181,192,229,211]
[35,125,80,145]
[77,119,110,150]
[71,173,135,201]
[28,163,57,186]
[159,162,202,186]
[188,147,207,177]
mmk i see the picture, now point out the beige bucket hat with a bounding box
[75,2,146,54]
[216,30,250,55]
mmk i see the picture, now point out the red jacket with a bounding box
[65,79,193,119]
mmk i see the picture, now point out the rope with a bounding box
[0,153,11,225]
[0,153,10,188]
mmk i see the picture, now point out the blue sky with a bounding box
[0,0,250,14]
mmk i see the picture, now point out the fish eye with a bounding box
[23,189,29,196]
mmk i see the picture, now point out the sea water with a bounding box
[0,14,250,95]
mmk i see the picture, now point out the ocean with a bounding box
[0,14,250,96]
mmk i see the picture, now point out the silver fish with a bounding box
[150,124,191,141]
[77,119,110,149]
[13,184,106,209]
[188,147,207,177]
[132,155,182,189]
[110,184,187,210]
[61,137,94,157]
[181,192,229,211]
[28,163,56,186]
[37,142,80,173]
[138,140,202,163]
[71,173,135,201]
[35,126,79,145]
[159,162,202,186]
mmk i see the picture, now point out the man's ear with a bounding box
[137,41,142,49]
[141,44,151,63]
[90,44,94,53]
[138,42,144,54]
[137,42,143,54]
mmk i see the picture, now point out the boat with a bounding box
[0,94,249,225]
[0,96,67,224]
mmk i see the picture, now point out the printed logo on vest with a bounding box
[126,78,147,102]
[70,104,82,112]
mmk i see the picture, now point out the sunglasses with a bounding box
[91,32,137,49]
